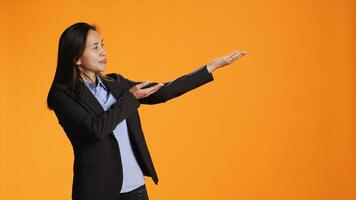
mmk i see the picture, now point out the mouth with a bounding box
[99,59,107,64]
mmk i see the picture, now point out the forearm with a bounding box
[52,88,140,141]
[127,65,214,104]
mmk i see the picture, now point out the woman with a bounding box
[47,22,246,200]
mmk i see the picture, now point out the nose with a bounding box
[100,46,106,57]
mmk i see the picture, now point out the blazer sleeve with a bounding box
[51,87,140,141]
[119,64,214,104]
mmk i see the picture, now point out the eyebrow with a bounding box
[91,39,104,46]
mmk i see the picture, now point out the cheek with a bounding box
[83,53,99,67]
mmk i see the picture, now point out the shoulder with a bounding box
[52,83,75,94]
[104,73,118,79]
[49,84,73,103]
[50,83,81,102]
[52,84,69,94]
[104,72,126,84]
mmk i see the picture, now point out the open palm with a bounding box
[207,50,247,72]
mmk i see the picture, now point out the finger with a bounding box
[236,51,247,58]
[149,83,164,92]
[230,50,239,57]
[232,50,246,57]
[239,51,247,56]
[227,54,235,62]
[136,81,150,88]
[232,51,247,60]
[151,83,164,93]
[141,83,164,94]
[146,86,162,96]
[225,51,239,62]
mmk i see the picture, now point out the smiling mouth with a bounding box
[99,59,107,64]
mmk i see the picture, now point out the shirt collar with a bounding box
[83,74,107,92]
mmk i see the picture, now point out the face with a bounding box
[76,30,107,76]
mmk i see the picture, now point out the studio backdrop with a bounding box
[0,0,355,200]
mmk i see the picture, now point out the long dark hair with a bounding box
[46,22,111,110]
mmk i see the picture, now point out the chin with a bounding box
[97,65,106,72]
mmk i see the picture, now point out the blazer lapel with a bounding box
[77,83,105,115]
[100,75,140,142]
[77,75,126,115]
[100,75,124,100]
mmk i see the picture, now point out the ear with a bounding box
[75,58,82,65]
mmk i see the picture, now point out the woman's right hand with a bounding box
[129,81,164,99]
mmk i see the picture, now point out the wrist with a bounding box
[206,63,215,73]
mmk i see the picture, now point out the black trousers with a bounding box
[116,184,149,200]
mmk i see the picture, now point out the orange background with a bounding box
[1,0,355,199]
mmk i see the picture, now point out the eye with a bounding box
[102,43,104,47]
[93,46,98,50]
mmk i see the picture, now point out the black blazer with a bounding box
[50,65,214,200]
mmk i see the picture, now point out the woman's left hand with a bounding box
[206,50,247,73]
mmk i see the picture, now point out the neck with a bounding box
[80,71,97,85]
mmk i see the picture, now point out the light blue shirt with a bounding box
[83,74,145,193]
